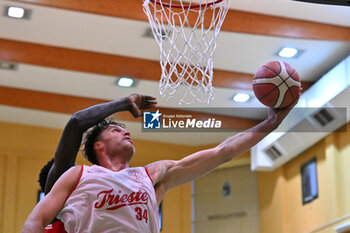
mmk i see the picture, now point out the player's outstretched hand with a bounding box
[128,94,157,117]
[267,88,302,129]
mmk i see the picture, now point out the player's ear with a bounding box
[94,141,104,152]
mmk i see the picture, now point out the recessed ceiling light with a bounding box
[117,77,134,87]
[278,47,299,58]
[8,6,25,18]
[4,6,31,19]
[0,61,18,70]
[233,93,250,103]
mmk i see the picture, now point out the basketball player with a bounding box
[37,94,157,232]
[22,90,301,233]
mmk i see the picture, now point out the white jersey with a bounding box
[57,165,159,233]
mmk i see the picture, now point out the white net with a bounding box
[143,0,231,104]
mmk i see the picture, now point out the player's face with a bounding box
[99,124,135,159]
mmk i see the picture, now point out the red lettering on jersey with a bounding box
[94,188,149,210]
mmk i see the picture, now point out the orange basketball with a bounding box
[252,61,301,109]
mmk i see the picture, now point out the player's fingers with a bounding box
[133,110,142,117]
[142,96,157,102]
[144,100,157,106]
[141,99,157,106]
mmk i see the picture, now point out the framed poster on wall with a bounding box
[301,157,319,205]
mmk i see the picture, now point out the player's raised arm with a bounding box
[44,94,157,194]
[148,91,300,203]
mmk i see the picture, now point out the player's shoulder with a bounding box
[145,160,176,185]
[61,165,83,180]
[71,165,83,172]
[145,160,175,171]
[50,165,84,193]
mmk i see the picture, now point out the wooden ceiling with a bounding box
[12,0,350,40]
[1,0,349,130]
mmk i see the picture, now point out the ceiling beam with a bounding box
[0,86,261,130]
[0,38,314,91]
[11,0,350,41]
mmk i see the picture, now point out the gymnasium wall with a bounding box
[194,162,260,233]
[3,120,350,233]
[0,121,197,233]
[258,122,350,233]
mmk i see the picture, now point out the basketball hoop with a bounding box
[143,0,231,104]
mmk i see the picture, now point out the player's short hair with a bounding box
[83,119,125,165]
[38,158,55,192]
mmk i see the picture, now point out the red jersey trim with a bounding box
[144,167,154,184]
[45,220,67,233]
[65,165,84,201]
